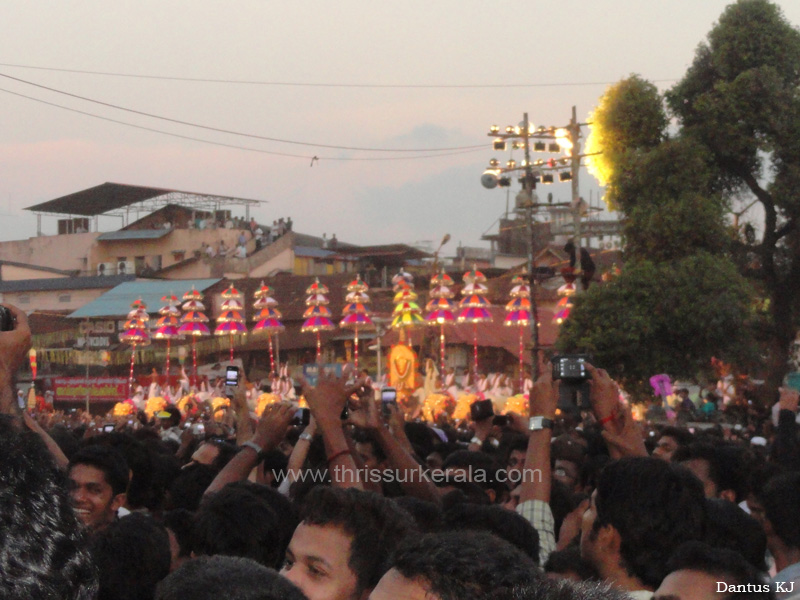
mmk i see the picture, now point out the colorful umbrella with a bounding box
[505,276,533,392]
[252,281,284,375]
[458,267,492,378]
[303,279,335,362]
[340,275,374,370]
[180,288,210,385]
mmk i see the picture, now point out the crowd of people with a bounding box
[1,301,800,600]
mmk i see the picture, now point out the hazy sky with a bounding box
[1,1,798,252]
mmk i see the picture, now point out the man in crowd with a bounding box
[281,486,413,600]
[67,444,129,534]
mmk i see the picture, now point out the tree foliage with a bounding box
[558,0,800,394]
[557,254,756,396]
[665,0,800,393]
[585,75,667,207]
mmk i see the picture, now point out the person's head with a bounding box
[581,457,706,590]
[166,463,218,511]
[68,445,129,532]
[162,509,195,573]
[703,498,767,572]
[654,541,773,600]
[159,406,182,429]
[505,437,528,488]
[502,578,629,600]
[281,487,414,600]
[157,555,308,600]
[441,502,540,563]
[543,547,598,582]
[193,483,284,568]
[441,450,506,503]
[352,430,387,474]
[673,443,745,502]
[758,472,800,554]
[370,531,541,600]
[91,512,171,600]
[652,427,694,461]
[0,416,97,600]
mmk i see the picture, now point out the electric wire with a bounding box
[0,85,486,162]
[0,62,678,88]
[0,71,486,152]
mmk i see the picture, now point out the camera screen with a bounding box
[558,357,586,378]
[381,388,397,403]
[225,367,239,387]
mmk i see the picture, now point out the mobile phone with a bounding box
[292,408,311,427]
[470,399,494,421]
[293,384,303,398]
[552,354,593,411]
[0,306,13,332]
[492,414,509,427]
[381,387,398,417]
[225,366,240,387]
[103,424,115,433]
[193,423,205,436]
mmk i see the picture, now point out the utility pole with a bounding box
[569,106,583,276]
[521,113,541,379]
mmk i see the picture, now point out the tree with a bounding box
[557,2,800,394]
[557,254,756,396]
[665,0,800,395]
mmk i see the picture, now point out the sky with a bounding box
[1,1,799,254]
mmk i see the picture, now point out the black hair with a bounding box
[161,509,195,560]
[193,484,283,569]
[704,498,767,572]
[226,481,298,563]
[160,406,182,428]
[90,512,171,600]
[544,546,598,581]
[0,416,97,600]
[166,463,218,512]
[393,496,443,533]
[502,578,627,600]
[352,428,387,463]
[441,450,508,497]
[658,426,694,448]
[665,541,773,600]
[673,442,747,501]
[299,486,415,593]
[442,503,540,564]
[156,555,307,600]
[593,457,706,589]
[69,444,130,496]
[761,472,800,550]
[389,531,541,600]
[81,432,156,510]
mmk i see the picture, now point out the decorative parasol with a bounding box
[302,278,335,362]
[457,265,493,379]
[504,276,532,393]
[120,300,151,398]
[339,275,374,371]
[179,287,210,385]
[215,285,247,361]
[155,293,183,376]
[426,273,456,378]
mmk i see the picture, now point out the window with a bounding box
[18,295,30,305]
[58,294,71,303]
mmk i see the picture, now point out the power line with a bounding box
[0,62,679,88]
[0,85,485,162]
[0,71,486,153]
[0,72,486,153]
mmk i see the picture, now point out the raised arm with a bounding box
[304,371,364,490]
[204,401,293,496]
